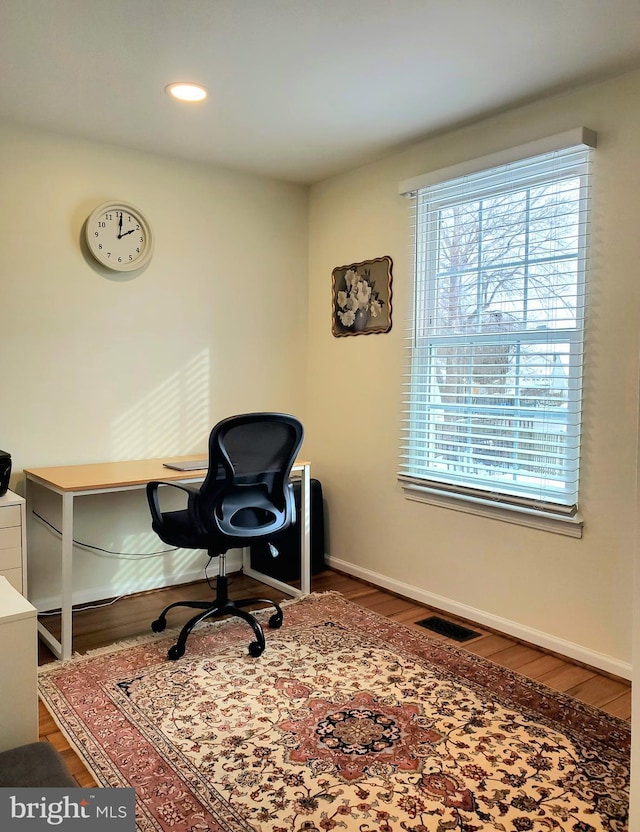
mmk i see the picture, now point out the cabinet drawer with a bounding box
[0,567,23,594]
[0,505,20,529]
[0,526,20,551]
[0,546,20,571]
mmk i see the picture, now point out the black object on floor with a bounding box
[415,615,480,642]
[249,478,325,581]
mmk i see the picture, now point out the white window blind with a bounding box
[399,134,595,519]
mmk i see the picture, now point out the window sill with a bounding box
[400,481,583,538]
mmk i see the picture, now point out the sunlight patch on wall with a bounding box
[111,348,211,460]
[23,349,213,611]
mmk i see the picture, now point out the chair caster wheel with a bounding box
[167,644,185,661]
[248,641,264,658]
[268,613,283,629]
[151,618,166,633]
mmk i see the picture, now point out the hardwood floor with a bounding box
[38,568,632,787]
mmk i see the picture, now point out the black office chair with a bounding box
[146,412,304,660]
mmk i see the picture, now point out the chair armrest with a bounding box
[146,480,201,528]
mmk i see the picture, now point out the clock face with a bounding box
[85,202,153,271]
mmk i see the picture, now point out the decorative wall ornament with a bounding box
[331,256,393,337]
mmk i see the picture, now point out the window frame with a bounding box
[398,130,596,537]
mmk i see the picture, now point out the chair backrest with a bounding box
[197,412,304,541]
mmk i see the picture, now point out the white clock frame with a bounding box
[85,201,154,272]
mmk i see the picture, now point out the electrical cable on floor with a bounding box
[38,594,127,616]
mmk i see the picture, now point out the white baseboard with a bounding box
[326,555,632,681]
[33,552,243,614]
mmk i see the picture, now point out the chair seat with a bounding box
[157,502,289,551]
[156,509,210,549]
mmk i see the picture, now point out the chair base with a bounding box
[151,574,283,660]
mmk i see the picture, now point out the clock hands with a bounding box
[117,212,138,239]
[117,213,136,239]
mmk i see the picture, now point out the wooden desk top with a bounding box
[24,457,309,493]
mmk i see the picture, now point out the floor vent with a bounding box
[415,616,480,642]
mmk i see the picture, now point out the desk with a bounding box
[24,457,311,660]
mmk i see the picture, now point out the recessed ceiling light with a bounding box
[165,82,208,103]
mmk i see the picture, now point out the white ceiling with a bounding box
[2,0,640,184]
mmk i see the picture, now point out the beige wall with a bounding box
[0,121,309,608]
[306,69,640,673]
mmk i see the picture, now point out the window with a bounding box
[399,131,595,531]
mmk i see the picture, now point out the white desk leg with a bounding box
[299,464,311,595]
[60,492,74,660]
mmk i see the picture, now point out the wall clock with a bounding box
[85,201,154,271]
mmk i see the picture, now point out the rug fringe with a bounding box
[38,629,174,671]
[281,590,343,605]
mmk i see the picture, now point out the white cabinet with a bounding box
[0,490,27,595]
[0,575,38,752]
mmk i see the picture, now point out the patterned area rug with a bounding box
[38,592,630,832]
